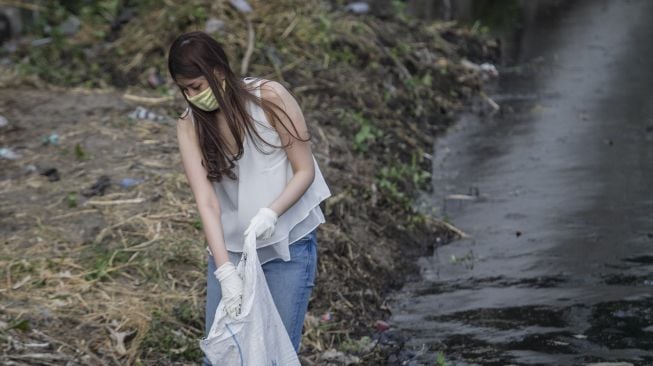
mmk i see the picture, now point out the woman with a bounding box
[167,31,331,364]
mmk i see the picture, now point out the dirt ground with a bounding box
[0,2,498,364]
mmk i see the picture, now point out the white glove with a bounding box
[243,207,278,240]
[214,261,243,318]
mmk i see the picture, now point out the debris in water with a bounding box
[374,320,390,332]
[205,18,225,34]
[461,59,499,79]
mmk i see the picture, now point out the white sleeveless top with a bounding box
[192,77,331,264]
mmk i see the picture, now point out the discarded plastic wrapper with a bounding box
[200,230,300,365]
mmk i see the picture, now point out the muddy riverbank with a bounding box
[388,0,653,365]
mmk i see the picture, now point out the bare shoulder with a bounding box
[259,79,293,105]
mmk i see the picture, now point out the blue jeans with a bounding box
[203,228,318,366]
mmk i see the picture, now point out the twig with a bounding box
[241,16,255,75]
[123,93,173,105]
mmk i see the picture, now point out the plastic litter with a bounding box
[0,115,8,127]
[374,320,390,332]
[229,0,253,13]
[119,178,143,188]
[320,312,333,323]
[128,106,169,123]
[200,231,300,366]
[42,133,60,145]
[345,2,370,14]
[205,18,225,34]
[0,147,20,160]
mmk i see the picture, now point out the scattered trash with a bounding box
[229,0,253,13]
[146,67,165,88]
[445,193,477,201]
[572,334,587,339]
[82,175,111,197]
[59,15,81,36]
[644,279,653,287]
[550,340,569,346]
[25,164,37,173]
[320,349,361,365]
[461,59,499,79]
[374,320,390,332]
[585,363,634,366]
[344,2,370,14]
[42,133,60,146]
[0,115,7,127]
[643,325,653,332]
[0,147,20,160]
[320,312,332,322]
[611,310,633,319]
[119,178,143,188]
[205,18,226,34]
[479,62,499,77]
[128,106,169,123]
[481,92,500,112]
[31,38,52,47]
[40,167,60,182]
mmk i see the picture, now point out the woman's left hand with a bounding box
[244,207,278,240]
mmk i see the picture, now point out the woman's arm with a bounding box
[260,81,316,217]
[176,114,230,268]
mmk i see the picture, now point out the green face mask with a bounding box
[186,78,226,112]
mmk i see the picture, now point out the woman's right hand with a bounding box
[214,261,243,318]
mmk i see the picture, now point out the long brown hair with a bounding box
[167,31,310,182]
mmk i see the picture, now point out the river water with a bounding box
[389,1,653,365]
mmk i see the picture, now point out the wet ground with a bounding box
[389,1,653,365]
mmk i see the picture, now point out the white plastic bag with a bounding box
[200,231,300,366]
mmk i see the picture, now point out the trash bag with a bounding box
[200,231,300,366]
